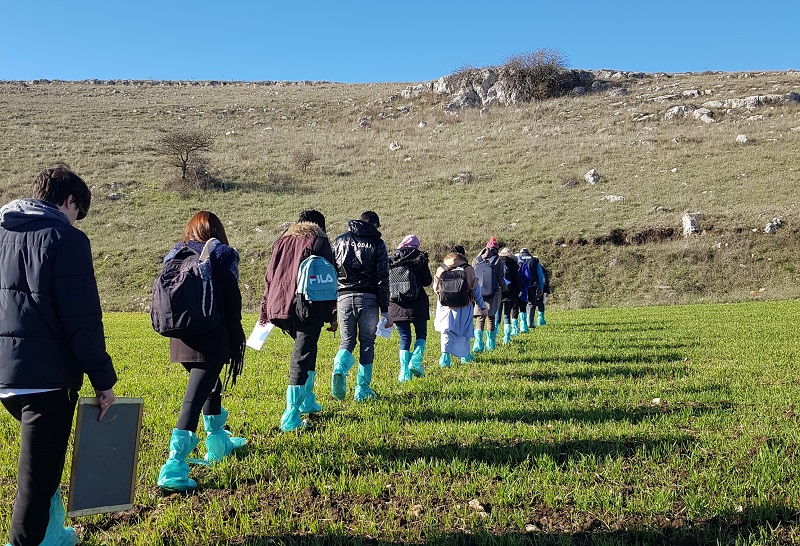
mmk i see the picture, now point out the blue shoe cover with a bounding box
[472,329,485,353]
[158,429,200,491]
[461,353,474,364]
[410,339,426,377]
[398,350,412,382]
[331,349,355,400]
[37,488,77,546]
[438,353,451,368]
[519,312,529,333]
[537,312,546,326]
[511,319,520,337]
[354,364,377,401]
[503,323,512,344]
[486,330,497,351]
[299,370,323,413]
[281,385,308,431]
[203,407,247,462]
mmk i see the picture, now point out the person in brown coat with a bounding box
[259,210,337,431]
[157,211,246,492]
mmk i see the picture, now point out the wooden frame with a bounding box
[67,397,144,517]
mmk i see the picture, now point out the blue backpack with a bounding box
[295,255,338,322]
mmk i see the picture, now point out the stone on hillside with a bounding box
[747,115,764,121]
[664,105,696,120]
[563,178,578,188]
[682,90,701,98]
[591,81,611,92]
[584,169,600,185]
[604,195,623,202]
[418,121,427,128]
[682,213,700,236]
[764,217,782,233]
[608,87,627,97]
[452,172,473,184]
[388,141,402,151]
[357,116,370,128]
[736,134,748,144]
[692,108,715,123]
[702,100,724,109]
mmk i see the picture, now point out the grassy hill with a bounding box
[0,71,798,311]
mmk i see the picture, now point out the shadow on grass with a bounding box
[190,501,799,545]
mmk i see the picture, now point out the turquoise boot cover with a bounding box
[486,330,497,351]
[331,349,355,400]
[280,385,308,431]
[203,407,247,462]
[38,487,77,546]
[158,428,200,491]
[299,370,323,413]
[398,350,412,382]
[519,312,529,333]
[354,364,377,401]
[438,353,451,368]
[410,339,426,377]
[502,323,512,344]
[461,353,474,363]
[511,318,520,336]
[472,329,484,353]
[537,311,546,326]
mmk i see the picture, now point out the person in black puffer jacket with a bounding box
[498,247,521,344]
[387,235,433,382]
[0,164,118,546]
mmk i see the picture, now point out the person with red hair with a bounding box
[156,211,247,492]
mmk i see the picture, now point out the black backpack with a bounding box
[151,242,222,338]
[389,263,419,304]
[438,264,471,308]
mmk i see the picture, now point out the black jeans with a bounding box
[176,362,224,432]
[2,388,79,546]
[288,319,324,386]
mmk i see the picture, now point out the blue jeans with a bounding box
[395,319,427,351]
[337,293,379,365]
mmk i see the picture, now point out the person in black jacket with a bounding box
[156,211,247,492]
[0,164,117,546]
[387,234,433,382]
[497,248,521,344]
[331,211,390,402]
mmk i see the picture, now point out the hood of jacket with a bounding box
[285,221,327,239]
[0,199,70,230]
[347,219,381,239]
[390,246,425,267]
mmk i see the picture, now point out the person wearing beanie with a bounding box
[471,237,507,354]
[517,247,545,329]
[498,247,521,343]
[259,209,337,432]
[388,235,432,382]
[331,211,391,402]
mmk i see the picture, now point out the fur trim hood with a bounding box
[285,221,327,238]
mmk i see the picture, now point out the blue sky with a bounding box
[2,1,797,83]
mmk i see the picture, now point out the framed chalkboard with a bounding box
[67,397,144,517]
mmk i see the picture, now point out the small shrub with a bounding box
[292,148,317,173]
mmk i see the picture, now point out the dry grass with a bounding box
[0,72,799,310]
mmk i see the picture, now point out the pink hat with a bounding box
[398,234,420,249]
[486,237,499,249]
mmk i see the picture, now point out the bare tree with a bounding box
[157,129,214,181]
[292,147,318,173]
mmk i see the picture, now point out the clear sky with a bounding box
[2,1,797,83]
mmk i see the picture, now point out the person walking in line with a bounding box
[434,245,488,367]
[388,235,433,382]
[472,237,507,354]
[259,210,337,431]
[498,247,521,344]
[517,248,545,329]
[534,256,550,326]
[331,211,390,401]
[156,211,246,492]
[0,163,118,546]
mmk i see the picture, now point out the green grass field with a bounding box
[2,300,799,545]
